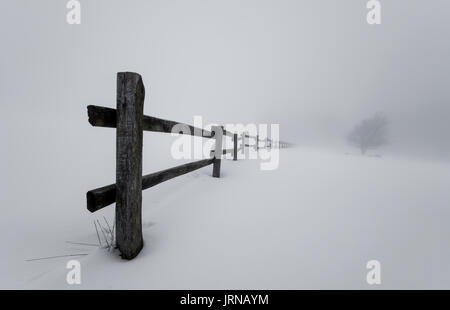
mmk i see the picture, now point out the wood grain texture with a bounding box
[115,72,145,260]
[87,105,213,138]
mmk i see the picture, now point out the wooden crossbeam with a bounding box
[88,105,214,138]
[87,158,214,213]
[88,105,236,140]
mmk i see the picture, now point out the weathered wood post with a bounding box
[116,72,145,259]
[212,126,223,177]
[256,135,259,151]
[243,132,250,159]
[233,133,238,161]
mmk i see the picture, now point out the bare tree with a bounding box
[348,113,388,155]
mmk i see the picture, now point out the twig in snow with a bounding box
[103,216,115,251]
[111,217,115,246]
[94,220,102,246]
[26,254,88,262]
[97,219,110,248]
[65,241,99,247]
[103,216,112,235]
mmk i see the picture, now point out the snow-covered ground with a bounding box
[2,147,450,289]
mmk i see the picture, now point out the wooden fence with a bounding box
[86,72,286,259]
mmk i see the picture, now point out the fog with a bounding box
[1,0,449,162]
[1,0,450,289]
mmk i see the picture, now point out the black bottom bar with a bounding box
[2,290,447,308]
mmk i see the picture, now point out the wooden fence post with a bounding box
[212,126,223,177]
[233,133,238,161]
[116,72,145,259]
[256,134,259,151]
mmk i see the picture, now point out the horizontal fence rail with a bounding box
[211,148,234,155]
[88,105,214,138]
[87,158,214,212]
[88,105,236,139]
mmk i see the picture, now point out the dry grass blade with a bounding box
[103,216,112,234]
[94,220,102,246]
[26,254,88,262]
[97,219,110,248]
[66,241,99,247]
